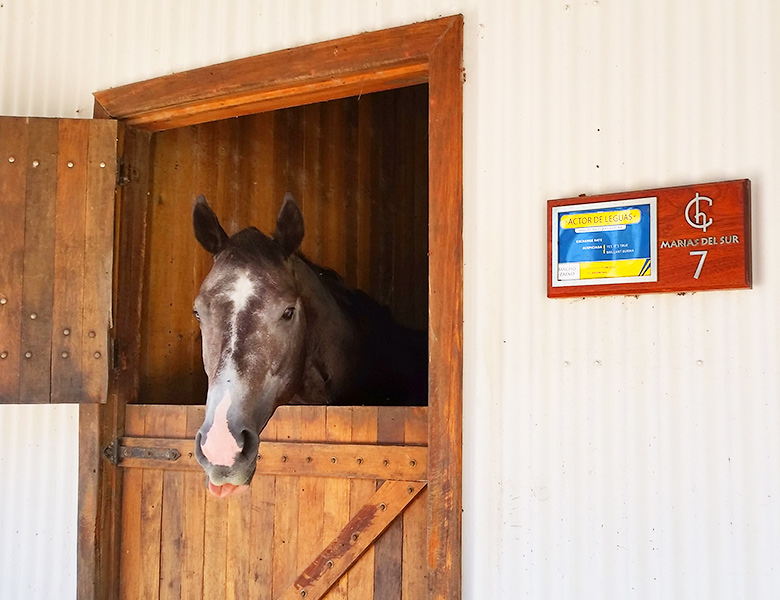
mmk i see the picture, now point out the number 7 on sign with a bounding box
[689,250,708,279]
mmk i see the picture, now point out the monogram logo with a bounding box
[685,192,713,232]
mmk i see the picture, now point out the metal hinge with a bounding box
[109,336,120,371]
[103,438,181,466]
[116,157,130,186]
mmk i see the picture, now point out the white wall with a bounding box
[0,405,78,599]
[1,1,778,598]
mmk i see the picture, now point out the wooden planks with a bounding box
[0,118,29,401]
[78,123,153,600]
[0,117,117,404]
[19,119,57,401]
[118,404,428,600]
[115,437,427,480]
[426,16,464,600]
[281,480,427,600]
[402,408,429,598]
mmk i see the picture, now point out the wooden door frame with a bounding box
[83,15,463,600]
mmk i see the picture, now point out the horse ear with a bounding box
[193,195,229,255]
[274,193,304,256]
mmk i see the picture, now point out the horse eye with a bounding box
[282,306,295,320]
[193,308,200,321]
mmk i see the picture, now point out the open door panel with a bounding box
[0,117,117,404]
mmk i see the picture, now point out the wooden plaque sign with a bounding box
[547,179,751,298]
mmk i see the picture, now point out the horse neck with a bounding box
[291,256,358,401]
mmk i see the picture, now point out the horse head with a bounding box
[192,194,309,498]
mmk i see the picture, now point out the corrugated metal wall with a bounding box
[0,404,77,599]
[1,1,778,598]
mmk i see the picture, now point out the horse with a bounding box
[191,194,427,497]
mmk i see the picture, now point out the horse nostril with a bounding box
[194,431,207,465]
[239,429,260,461]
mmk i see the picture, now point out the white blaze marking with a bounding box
[229,273,255,312]
[200,391,242,467]
[227,273,256,351]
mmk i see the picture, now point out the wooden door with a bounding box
[0,117,117,404]
[81,15,463,600]
[115,404,428,600]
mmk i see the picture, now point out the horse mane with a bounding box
[296,255,427,406]
[221,227,287,268]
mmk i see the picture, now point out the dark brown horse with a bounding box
[192,195,426,497]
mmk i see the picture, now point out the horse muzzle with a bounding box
[194,426,260,496]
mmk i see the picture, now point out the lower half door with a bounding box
[117,404,428,600]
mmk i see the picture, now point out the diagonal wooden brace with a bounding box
[278,479,426,600]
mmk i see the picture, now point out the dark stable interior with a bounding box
[136,85,429,405]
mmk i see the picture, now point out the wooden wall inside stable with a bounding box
[120,404,428,600]
[138,86,429,405]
